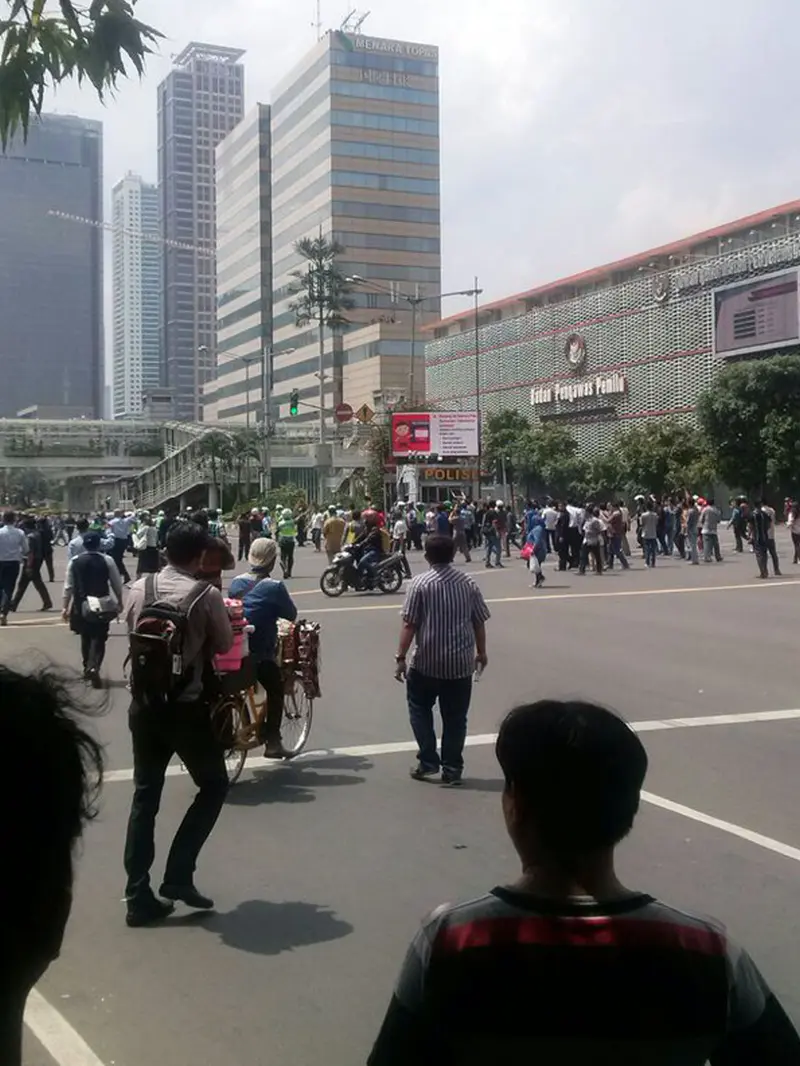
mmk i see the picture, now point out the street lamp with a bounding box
[345,275,480,402]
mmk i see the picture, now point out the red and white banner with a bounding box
[391,411,479,458]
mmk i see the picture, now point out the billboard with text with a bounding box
[391,411,479,458]
[713,269,800,358]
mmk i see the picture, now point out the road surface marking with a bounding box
[102,707,800,783]
[307,578,797,614]
[640,791,800,863]
[25,988,106,1066]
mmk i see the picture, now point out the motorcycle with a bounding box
[320,546,410,598]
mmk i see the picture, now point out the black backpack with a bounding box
[128,575,211,708]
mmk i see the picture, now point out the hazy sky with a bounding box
[48,0,800,335]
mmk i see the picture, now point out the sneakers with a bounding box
[441,771,463,787]
[409,763,440,781]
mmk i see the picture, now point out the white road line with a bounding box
[307,578,797,614]
[25,988,106,1066]
[641,792,800,863]
[102,708,800,784]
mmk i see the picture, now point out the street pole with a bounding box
[262,345,272,496]
[245,360,251,430]
[409,297,418,403]
[474,276,482,496]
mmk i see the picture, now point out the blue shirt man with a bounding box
[229,537,297,757]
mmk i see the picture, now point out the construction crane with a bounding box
[46,209,215,258]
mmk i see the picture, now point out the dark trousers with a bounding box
[579,543,603,574]
[237,532,250,561]
[792,532,800,564]
[79,621,110,672]
[124,700,228,905]
[256,659,284,743]
[558,538,570,571]
[767,539,781,575]
[43,548,54,583]
[111,538,131,583]
[0,561,20,616]
[136,547,160,576]
[11,562,52,610]
[568,527,582,568]
[754,544,769,578]
[406,669,472,775]
[279,537,295,577]
[733,526,744,552]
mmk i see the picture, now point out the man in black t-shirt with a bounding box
[10,517,53,612]
[369,700,800,1065]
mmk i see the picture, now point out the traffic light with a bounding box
[289,389,299,417]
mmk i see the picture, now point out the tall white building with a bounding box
[112,172,161,418]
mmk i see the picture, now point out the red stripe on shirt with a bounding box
[435,916,726,956]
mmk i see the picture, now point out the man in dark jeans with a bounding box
[396,535,490,786]
[123,523,234,928]
[10,516,53,613]
[62,531,124,686]
[38,516,55,582]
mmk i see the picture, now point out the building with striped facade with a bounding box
[425,201,800,458]
[203,104,272,424]
[269,30,441,428]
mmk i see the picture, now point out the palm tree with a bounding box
[289,235,354,443]
[195,431,233,507]
[230,429,261,500]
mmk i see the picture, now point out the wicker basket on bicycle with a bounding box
[277,618,321,699]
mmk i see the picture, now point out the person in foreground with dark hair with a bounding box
[369,700,800,1065]
[0,665,103,1066]
[395,534,490,787]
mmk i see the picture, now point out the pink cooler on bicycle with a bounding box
[214,598,248,673]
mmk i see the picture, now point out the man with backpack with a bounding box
[123,523,234,928]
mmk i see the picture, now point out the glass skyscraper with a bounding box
[270,30,441,427]
[0,113,103,418]
[158,42,245,422]
[111,173,162,418]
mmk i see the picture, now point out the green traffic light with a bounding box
[289,390,299,416]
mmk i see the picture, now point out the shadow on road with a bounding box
[225,755,372,807]
[456,777,504,793]
[201,899,353,955]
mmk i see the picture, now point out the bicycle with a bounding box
[211,620,320,785]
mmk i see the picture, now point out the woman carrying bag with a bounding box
[133,512,160,576]
[62,531,124,687]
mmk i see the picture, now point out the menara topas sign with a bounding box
[531,372,628,406]
[340,32,438,60]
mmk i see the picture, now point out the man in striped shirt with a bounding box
[369,700,800,1065]
[395,535,490,786]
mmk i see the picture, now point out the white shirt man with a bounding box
[542,505,559,532]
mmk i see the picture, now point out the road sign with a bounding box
[355,403,375,424]
[335,402,354,423]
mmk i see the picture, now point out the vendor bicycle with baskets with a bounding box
[229,537,297,757]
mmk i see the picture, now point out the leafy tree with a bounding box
[615,418,711,498]
[697,354,800,497]
[0,1,161,148]
[529,423,584,498]
[289,236,354,442]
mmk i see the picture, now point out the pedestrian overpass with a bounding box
[0,417,372,511]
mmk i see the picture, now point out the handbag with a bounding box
[520,542,533,561]
[81,595,118,622]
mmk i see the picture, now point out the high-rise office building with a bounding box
[111,173,161,418]
[0,113,103,418]
[158,42,245,422]
[203,104,272,423]
[270,30,441,427]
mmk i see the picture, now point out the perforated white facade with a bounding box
[426,204,800,457]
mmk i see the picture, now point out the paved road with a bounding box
[7,532,800,1065]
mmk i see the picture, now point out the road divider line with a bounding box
[25,987,106,1066]
[307,578,797,614]
[102,707,800,784]
[640,791,800,863]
